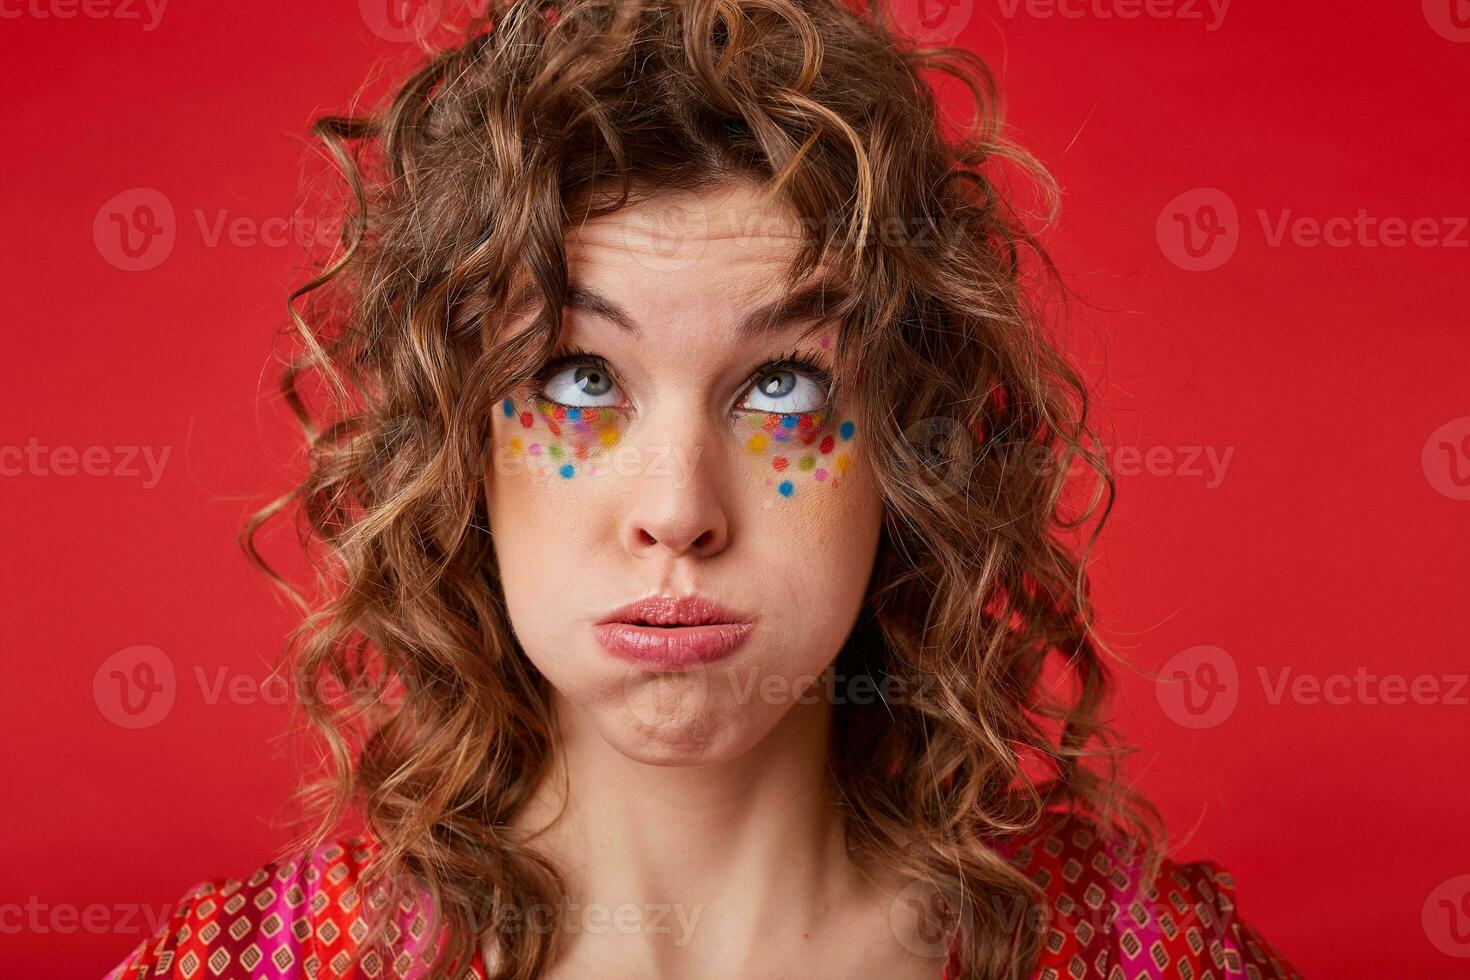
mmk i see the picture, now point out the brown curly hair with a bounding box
[244,0,1161,976]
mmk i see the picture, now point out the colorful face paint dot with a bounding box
[748,433,769,453]
[501,398,515,418]
[508,437,523,454]
[599,428,621,448]
[835,454,852,474]
[519,411,534,429]
[814,468,828,481]
[566,407,582,421]
[778,480,795,497]
[548,444,563,459]
[772,456,788,472]
[528,443,542,456]
[780,415,799,429]
[839,420,855,440]
[559,464,575,478]
[798,454,816,471]
[818,334,831,349]
[820,435,834,454]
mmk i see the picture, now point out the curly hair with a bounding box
[243,0,1161,976]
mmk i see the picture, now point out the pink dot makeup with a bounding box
[498,350,856,498]
[744,407,856,501]
[500,395,626,480]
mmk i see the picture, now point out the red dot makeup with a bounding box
[500,395,626,479]
[742,407,857,501]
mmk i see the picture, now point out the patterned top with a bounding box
[106,813,1301,979]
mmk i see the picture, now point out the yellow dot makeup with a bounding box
[499,331,857,499]
[500,395,628,480]
[741,407,858,500]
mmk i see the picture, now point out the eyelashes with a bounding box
[530,344,833,414]
[758,348,832,394]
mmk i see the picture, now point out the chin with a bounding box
[595,679,772,766]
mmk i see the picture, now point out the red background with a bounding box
[3,1,1467,976]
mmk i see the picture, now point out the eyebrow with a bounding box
[550,277,851,340]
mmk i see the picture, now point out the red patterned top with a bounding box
[107,813,1300,979]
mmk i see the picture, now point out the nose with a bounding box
[619,412,730,560]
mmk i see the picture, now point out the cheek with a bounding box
[493,394,630,482]
[737,408,860,505]
[487,393,629,578]
[741,409,879,618]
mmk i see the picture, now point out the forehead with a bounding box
[567,182,808,301]
[507,182,847,345]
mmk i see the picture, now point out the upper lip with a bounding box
[598,593,754,627]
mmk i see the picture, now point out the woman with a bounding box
[108,0,1301,977]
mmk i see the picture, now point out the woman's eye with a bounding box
[539,360,621,408]
[740,366,828,414]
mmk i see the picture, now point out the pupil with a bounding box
[762,371,794,397]
[575,367,609,395]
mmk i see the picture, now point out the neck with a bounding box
[511,691,865,955]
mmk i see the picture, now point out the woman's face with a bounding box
[485,181,884,766]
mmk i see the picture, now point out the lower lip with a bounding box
[593,621,755,669]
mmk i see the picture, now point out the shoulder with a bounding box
[106,835,384,979]
[988,811,1302,980]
